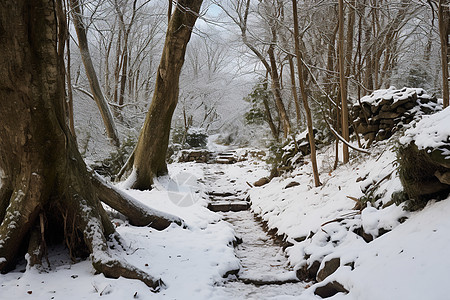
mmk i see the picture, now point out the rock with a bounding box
[317,258,340,282]
[294,236,307,242]
[254,177,270,187]
[356,123,378,134]
[314,281,348,298]
[353,88,440,144]
[400,144,450,194]
[391,96,413,110]
[380,118,395,125]
[364,132,376,142]
[353,226,374,242]
[380,104,391,112]
[296,260,320,282]
[429,148,450,169]
[207,201,249,212]
[373,111,400,120]
[285,181,300,189]
[222,268,240,278]
[435,171,450,185]
[371,104,381,114]
[178,149,211,163]
[376,130,390,141]
[396,106,407,114]
[403,101,416,109]
[398,143,450,209]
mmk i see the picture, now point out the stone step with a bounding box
[209,196,247,202]
[207,201,250,212]
[217,152,236,157]
[206,191,235,197]
[216,157,237,164]
[238,276,300,286]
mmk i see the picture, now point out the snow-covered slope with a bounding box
[250,108,450,299]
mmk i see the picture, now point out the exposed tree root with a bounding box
[91,172,184,229]
[92,255,164,291]
[0,0,167,290]
[0,182,13,223]
[76,196,163,290]
[0,176,45,271]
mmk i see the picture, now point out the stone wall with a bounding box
[352,87,441,146]
[177,149,212,163]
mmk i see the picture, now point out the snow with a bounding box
[400,105,450,158]
[2,122,450,299]
[249,132,450,299]
[359,86,425,106]
[0,167,240,299]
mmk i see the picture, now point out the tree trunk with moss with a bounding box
[128,0,203,190]
[0,0,179,288]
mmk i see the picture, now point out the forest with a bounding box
[0,0,449,299]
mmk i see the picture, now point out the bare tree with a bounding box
[292,0,321,187]
[69,0,120,146]
[125,0,204,190]
[215,0,292,139]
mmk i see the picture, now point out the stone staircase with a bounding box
[214,151,238,164]
[206,191,250,212]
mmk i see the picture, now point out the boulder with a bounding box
[314,281,348,298]
[398,143,450,210]
[317,258,340,282]
[296,260,321,282]
[254,177,270,187]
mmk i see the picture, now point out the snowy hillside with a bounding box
[250,106,450,299]
[1,109,449,299]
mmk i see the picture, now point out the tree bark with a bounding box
[261,75,280,141]
[438,0,449,108]
[66,34,76,138]
[338,0,350,163]
[92,173,183,228]
[69,0,120,147]
[0,1,178,288]
[268,42,291,137]
[128,0,204,190]
[288,55,302,128]
[292,0,321,187]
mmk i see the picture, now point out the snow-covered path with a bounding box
[213,210,306,299]
[199,160,306,299]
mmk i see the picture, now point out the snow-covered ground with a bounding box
[0,151,270,300]
[249,108,450,299]
[2,107,450,299]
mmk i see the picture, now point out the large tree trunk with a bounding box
[69,0,120,147]
[128,0,203,190]
[0,0,178,288]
